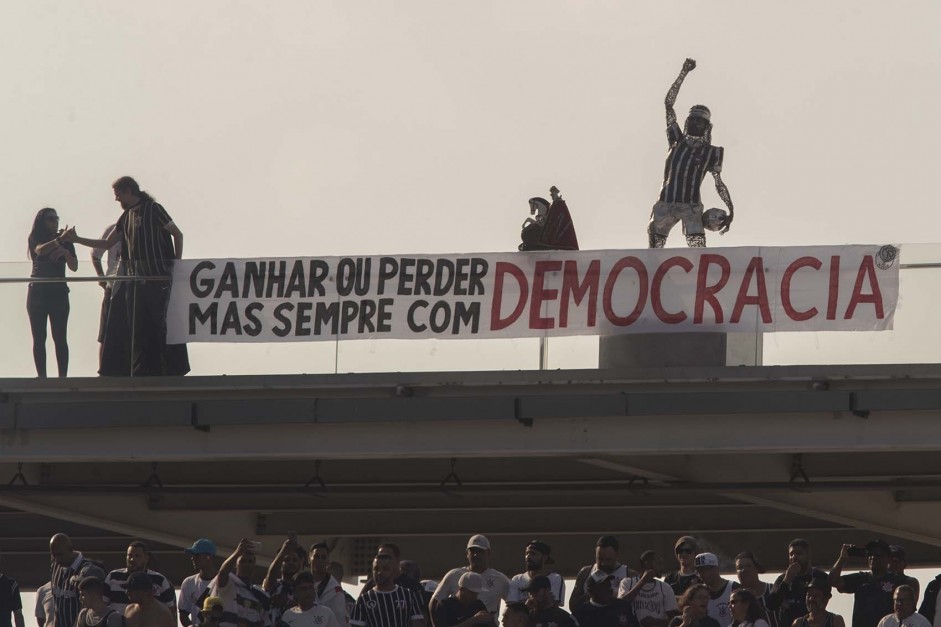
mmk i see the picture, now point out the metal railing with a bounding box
[1,246,939,377]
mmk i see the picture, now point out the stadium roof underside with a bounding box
[2,363,941,586]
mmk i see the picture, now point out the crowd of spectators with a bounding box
[0,533,936,627]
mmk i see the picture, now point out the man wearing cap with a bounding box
[124,571,175,627]
[620,551,679,627]
[792,580,846,627]
[49,534,97,627]
[524,575,578,627]
[352,555,425,627]
[647,57,735,249]
[432,572,493,627]
[179,539,218,627]
[571,535,635,611]
[694,553,738,624]
[575,570,638,627]
[887,547,920,601]
[666,537,702,598]
[830,541,907,627]
[198,596,226,627]
[507,541,565,605]
[431,535,510,618]
[76,577,122,627]
[769,540,832,627]
[278,571,342,627]
[877,586,930,627]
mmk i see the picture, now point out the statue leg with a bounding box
[648,201,672,249]
[686,234,706,247]
[647,224,667,248]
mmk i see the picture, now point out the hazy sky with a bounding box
[2,1,940,377]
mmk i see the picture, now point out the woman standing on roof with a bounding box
[26,208,77,377]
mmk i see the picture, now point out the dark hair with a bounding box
[112,176,153,203]
[295,546,309,565]
[640,550,658,569]
[78,577,105,594]
[789,539,810,550]
[310,541,329,552]
[504,602,529,616]
[729,589,763,625]
[379,543,401,559]
[679,584,710,610]
[735,551,766,574]
[596,535,619,551]
[28,208,59,257]
[128,539,156,568]
[400,559,421,580]
[294,571,315,585]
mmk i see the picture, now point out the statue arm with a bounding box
[665,58,696,127]
[712,170,734,233]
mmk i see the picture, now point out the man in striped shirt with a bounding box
[210,539,271,627]
[49,534,99,627]
[352,555,426,627]
[65,175,189,376]
[104,540,176,614]
[647,58,735,249]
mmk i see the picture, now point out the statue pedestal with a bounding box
[599,332,762,368]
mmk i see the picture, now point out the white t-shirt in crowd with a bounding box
[36,582,53,624]
[878,614,933,627]
[507,572,566,603]
[178,573,213,625]
[707,580,735,625]
[617,577,678,621]
[433,567,510,614]
[585,564,630,595]
[281,604,341,627]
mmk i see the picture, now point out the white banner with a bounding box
[166,245,900,343]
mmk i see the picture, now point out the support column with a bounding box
[599,332,762,368]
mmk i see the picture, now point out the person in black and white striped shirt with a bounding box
[104,540,176,614]
[65,175,189,376]
[352,555,426,627]
[49,534,100,627]
[647,58,735,249]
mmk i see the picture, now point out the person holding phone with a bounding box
[26,208,77,377]
[829,541,906,627]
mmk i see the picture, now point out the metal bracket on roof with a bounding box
[440,458,463,488]
[514,398,533,427]
[849,393,870,419]
[8,463,28,486]
[191,403,210,432]
[304,460,327,489]
[789,454,811,491]
[142,462,163,489]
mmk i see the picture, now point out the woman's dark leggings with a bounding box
[27,285,70,377]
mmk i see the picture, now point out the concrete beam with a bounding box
[3,410,941,462]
